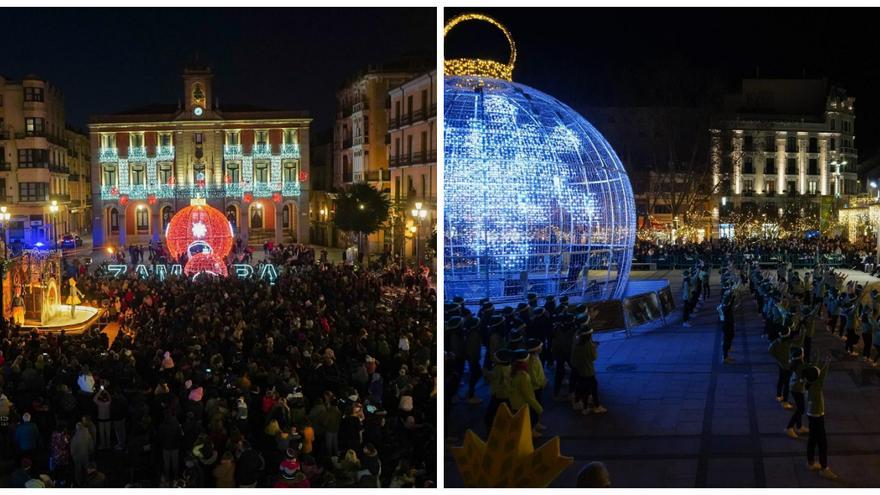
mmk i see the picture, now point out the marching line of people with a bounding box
[445,293,604,440]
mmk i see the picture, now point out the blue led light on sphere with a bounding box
[443,15,636,304]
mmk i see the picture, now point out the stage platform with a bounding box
[20,305,106,335]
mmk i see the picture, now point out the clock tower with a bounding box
[182,65,213,118]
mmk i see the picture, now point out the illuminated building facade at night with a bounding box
[89,66,311,249]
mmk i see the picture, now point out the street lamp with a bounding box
[871,181,879,201]
[410,202,428,265]
[0,206,10,259]
[49,200,59,250]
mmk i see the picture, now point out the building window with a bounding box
[786,158,797,175]
[743,157,754,174]
[830,119,836,131]
[786,137,797,153]
[764,135,774,152]
[421,174,427,198]
[23,87,44,102]
[195,133,203,145]
[158,164,172,184]
[808,180,818,194]
[162,206,173,231]
[743,135,753,152]
[130,133,144,148]
[282,205,290,229]
[407,95,414,121]
[101,134,116,149]
[808,159,818,175]
[766,180,776,194]
[159,133,173,147]
[18,149,49,169]
[254,163,268,182]
[808,137,818,153]
[226,163,239,184]
[110,208,119,233]
[136,207,149,232]
[103,165,116,185]
[19,182,48,202]
[24,117,45,136]
[764,157,775,175]
[130,164,145,185]
[225,131,239,146]
[787,180,796,193]
[283,129,297,144]
[255,130,268,145]
[743,179,754,192]
[284,162,297,182]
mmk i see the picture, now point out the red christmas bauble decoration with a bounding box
[147,194,157,205]
[184,252,228,278]
[298,170,309,182]
[119,195,129,206]
[164,203,234,264]
[110,186,119,197]
[243,192,254,203]
[272,192,282,203]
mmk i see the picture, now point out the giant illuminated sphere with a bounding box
[444,13,636,303]
[164,201,234,277]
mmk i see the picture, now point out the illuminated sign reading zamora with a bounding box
[106,263,279,284]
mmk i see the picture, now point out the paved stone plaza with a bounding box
[445,270,880,487]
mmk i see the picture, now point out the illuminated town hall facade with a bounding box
[89,66,310,249]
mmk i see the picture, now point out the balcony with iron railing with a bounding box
[353,135,369,146]
[16,131,47,139]
[127,146,148,161]
[155,145,175,161]
[280,143,300,159]
[412,109,425,122]
[99,148,118,162]
[100,181,302,201]
[353,101,369,113]
[364,169,391,182]
[252,143,272,159]
[49,165,70,174]
[223,144,243,160]
[69,173,80,181]
[342,138,353,149]
[401,113,412,126]
[0,131,9,140]
[388,117,399,130]
[47,134,67,147]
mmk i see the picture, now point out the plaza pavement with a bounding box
[445,269,880,488]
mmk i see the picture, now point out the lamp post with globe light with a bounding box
[49,200,59,251]
[411,202,428,266]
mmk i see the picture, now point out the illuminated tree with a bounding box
[333,182,390,261]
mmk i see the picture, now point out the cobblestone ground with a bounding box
[445,270,880,488]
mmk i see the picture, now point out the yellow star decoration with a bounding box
[451,403,573,487]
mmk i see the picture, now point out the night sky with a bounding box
[2,7,435,135]
[446,8,880,162]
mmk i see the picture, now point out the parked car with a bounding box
[61,234,83,249]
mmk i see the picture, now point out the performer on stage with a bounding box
[66,278,83,318]
[12,286,25,325]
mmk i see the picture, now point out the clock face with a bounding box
[194,106,204,117]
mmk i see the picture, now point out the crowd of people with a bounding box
[1,242,437,488]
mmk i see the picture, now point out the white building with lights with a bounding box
[89,65,311,249]
[711,78,858,235]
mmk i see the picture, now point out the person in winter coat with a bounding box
[235,441,265,488]
[508,349,542,437]
[93,387,113,450]
[338,403,363,454]
[14,412,40,458]
[803,353,837,480]
[212,451,236,488]
[70,421,94,486]
[158,412,183,481]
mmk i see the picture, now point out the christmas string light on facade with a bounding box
[443,13,636,303]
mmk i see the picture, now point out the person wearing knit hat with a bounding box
[506,324,525,350]
[527,292,538,308]
[524,337,547,431]
[785,346,809,439]
[463,317,484,405]
[570,324,605,414]
[770,324,795,409]
[804,352,836,480]
[544,295,557,315]
[508,348,543,436]
[483,348,513,429]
